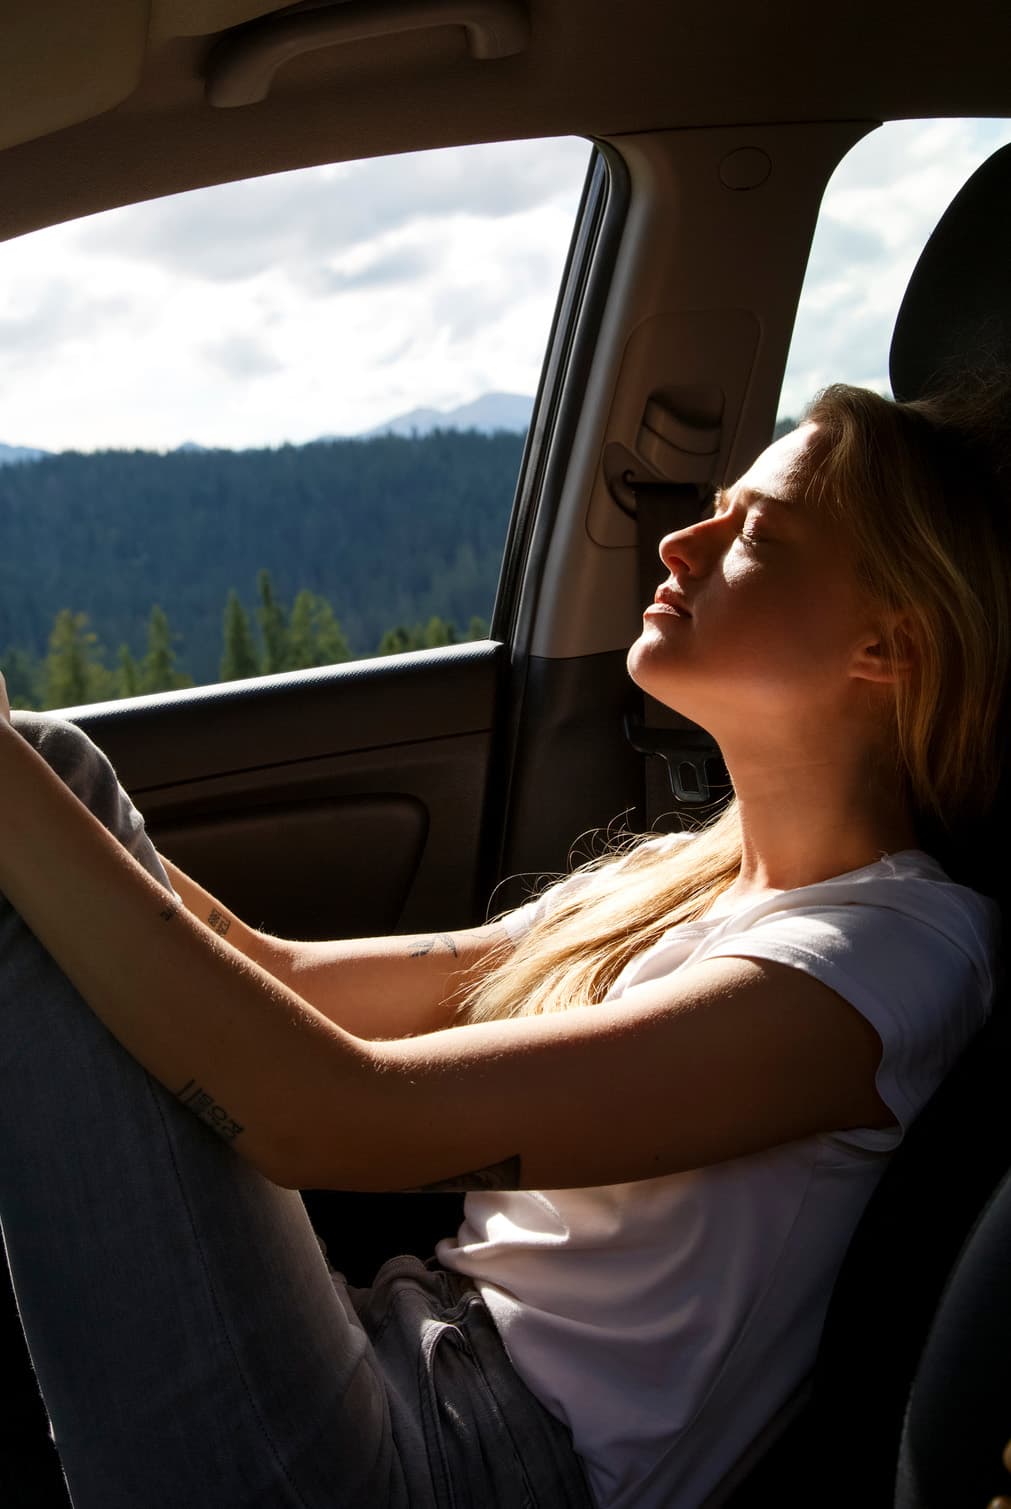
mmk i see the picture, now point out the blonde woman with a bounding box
[0,383,1004,1509]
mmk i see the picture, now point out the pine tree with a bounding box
[44,610,104,709]
[285,589,350,669]
[421,616,456,648]
[376,626,415,656]
[287,589,318,670]
[257,569,289,674]
[467,616,489,641]
[310,597,351,665]
[118,644,140,698]
[2,646,42,709]
[220,591,260,682]
[140,605,192,693]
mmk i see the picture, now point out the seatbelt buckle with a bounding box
[624,713,726,806]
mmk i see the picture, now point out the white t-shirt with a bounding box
[436,844,997,1509]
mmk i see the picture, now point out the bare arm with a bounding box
[0,714,892,1195]
[159,852,511,1040]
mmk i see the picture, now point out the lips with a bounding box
[652,585,692,616]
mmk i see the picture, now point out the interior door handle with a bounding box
[206,0,530,108]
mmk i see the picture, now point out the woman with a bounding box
[0,382,1005,1509]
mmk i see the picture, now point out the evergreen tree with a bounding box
[257,569,289,674]
[310,597,351,665]
[2,645,42,709]
[140,604,192,693]
[220,591,260,682]
[287,590,318,669]
[466,616,489,641]
[286,589,350,669]
[376,625,415,656]
[44,610,104,709]
[421,616,456,648]
[118,644,140,698]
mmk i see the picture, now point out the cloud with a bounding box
[0,281,133,362]
[72,138,590,288]
[303,242,437,297]
[779,117,1011,416]
[200,332,283,378]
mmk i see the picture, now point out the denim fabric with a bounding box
[0,714,594,1509]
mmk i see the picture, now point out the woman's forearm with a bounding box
[159,852,510,1040]
[0,720,374,1187]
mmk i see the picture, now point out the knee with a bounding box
[10,713,161,876]
[12,712,113,791]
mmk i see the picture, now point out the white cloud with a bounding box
[0,137,590,451]
[779,118,1011,418]
[3,119,1011,450]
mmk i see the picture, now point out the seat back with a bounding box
[725,141,1011,1509]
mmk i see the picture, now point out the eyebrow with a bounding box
[710,485,789,513]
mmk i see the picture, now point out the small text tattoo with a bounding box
[207,908,231,938]
[174,1079,244,1142]
[159,902,179,923]
[408,933,459,959]
[406,1154,522,1193]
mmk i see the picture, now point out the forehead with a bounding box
[734,422,819,503]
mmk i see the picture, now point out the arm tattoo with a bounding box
[405,1153,522,1193]
[159,902,179,923]
[207,907,231,938]
[174,1079,244,1143]
[408,933,459,959]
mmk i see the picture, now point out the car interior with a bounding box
[2,1,1011,1504]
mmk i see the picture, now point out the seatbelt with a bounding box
[624,482,730,830]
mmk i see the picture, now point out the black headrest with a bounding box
[890,143,1011,402]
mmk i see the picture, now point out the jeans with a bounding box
[0,713,594,1509]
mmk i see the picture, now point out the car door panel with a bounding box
[71,640,505,939]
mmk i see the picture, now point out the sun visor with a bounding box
[890,144,1011,402]
[0,1,152,152]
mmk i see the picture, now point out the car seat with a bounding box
[716,140,1011,1509]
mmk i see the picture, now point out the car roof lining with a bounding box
[3,0,1011,241]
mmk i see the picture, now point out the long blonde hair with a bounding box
[459,380,1011,1025]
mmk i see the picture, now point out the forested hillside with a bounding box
[0,429,523,706]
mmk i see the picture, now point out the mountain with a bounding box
[0,442,49,467]
[358,391,533,439]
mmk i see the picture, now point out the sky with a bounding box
[1,118,1010,454]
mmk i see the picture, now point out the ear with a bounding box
[849,615,917,685]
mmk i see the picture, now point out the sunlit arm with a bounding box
[0,721,893,1194]
[159,852,510,1040]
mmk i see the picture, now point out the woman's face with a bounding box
[627,423,889,740]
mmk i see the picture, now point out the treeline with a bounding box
[0,428,521,685]
[3,567,489,711]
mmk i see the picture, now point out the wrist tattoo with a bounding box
[207,907,231,938]
[409,933,459,959]
[405,1153,522,1193]
[174,1079,244,1143]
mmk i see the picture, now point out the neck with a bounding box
[720,736,918,899]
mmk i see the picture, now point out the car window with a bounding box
[0,137,591,710]
[778,117,1011,430]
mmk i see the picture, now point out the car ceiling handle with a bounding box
[206,0,530,107]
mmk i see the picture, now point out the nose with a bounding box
[658,514,719,578]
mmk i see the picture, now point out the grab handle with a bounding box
[207,0,530,107]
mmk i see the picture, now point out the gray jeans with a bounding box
[0,713,594,1509]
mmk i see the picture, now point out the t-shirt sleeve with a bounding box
[696,900,995,1152]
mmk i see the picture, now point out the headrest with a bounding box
[890,144,1011,402]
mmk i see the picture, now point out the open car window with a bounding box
[779,117,1011,427]
[0,137,591,709]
